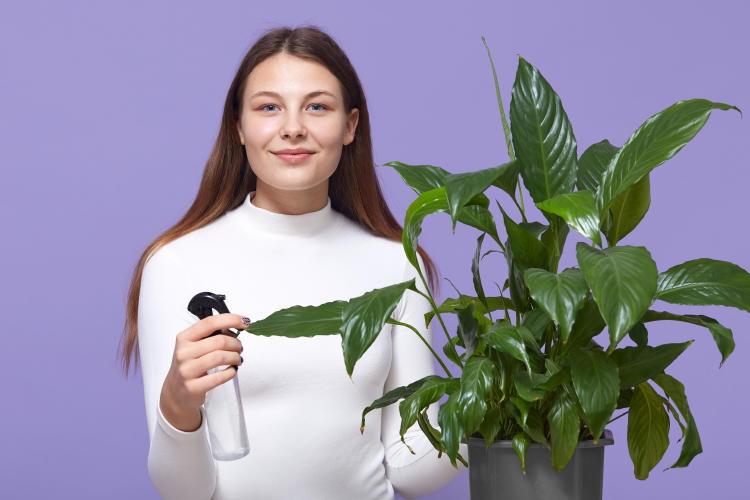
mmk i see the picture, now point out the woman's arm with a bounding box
[381,253,468,499]
[137,247,218,499]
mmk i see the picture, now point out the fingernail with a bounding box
[241,316,252,327]
[240,356,244,364]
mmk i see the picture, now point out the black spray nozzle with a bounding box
[187,292,239,338]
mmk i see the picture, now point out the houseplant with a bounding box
[241,38,746,498]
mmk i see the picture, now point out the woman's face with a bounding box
[237,52,359,199]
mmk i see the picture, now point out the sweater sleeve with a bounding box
[137,246,218,499]
[382,253,468,499]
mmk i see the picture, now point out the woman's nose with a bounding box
[280,111,306,138]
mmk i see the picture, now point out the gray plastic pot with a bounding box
[464,430,614,500]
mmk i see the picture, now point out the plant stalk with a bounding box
[387,318,453,377]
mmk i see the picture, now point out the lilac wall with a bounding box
[2,1,748,498]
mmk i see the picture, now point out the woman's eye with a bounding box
[260,104,278,112]
[309,103,327,111]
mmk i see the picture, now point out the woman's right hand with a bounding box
[159,313,249,432]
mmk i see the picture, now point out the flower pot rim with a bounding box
[462,429,614,449]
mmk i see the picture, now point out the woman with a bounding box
[118,25,467,499]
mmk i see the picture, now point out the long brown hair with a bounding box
[118,25,440,378]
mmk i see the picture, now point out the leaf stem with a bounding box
[387,318,453,377]
[413,286,465,370]
[607,410,629,425]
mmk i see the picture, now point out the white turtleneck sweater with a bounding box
[137,191,468,500]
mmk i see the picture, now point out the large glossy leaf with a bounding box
[509,56,577,204]
[482,320,533,374]
[540,217,569,272]
[383,161,452,194]
[627,382,670,480]
[445,161,517,231]
[505,241,531,312]
[576,243,658,351]
[456,357,496,435]
[562,298,607,355]
[457,204,502,246]
[457,302,480,358]
[577,139,619,192]
[403,187,448,278]
[521,308,552,342]
[604,175,651,245]
[651,373,703,468]
[536,191,602,246]
[570,349,620,441]
[512,432,532,474]
[478,406,504,448]
[360,376,431,432]
[611,342,692,389]
[548,390,581,471]
[642,310,734,366]
[596,99,740,215]
[398,376,460,438]
[341,279,420,376]
[500,202,548,271]
[655,258,750,313]
[523,267,588,342]
[491,161,520,198]
[472,233,490,315]
[513,371,549,402]
[425,295,515,326]
[245,300,347,337]
[437,391,466,467]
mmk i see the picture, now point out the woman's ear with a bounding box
[237,123,245,146]
[343,108,359,146]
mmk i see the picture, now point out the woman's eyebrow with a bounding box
[249,90,336,100]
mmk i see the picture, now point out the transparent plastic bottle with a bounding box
[205,361,250,460]
[187,291,250,461]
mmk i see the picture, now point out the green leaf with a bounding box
[443,336,464,366]
[642,310,735,366]
[577,139,619,192]
[505,241,531,312]
[478,406,503,448]
[491,161,520,198]
[651,373,703,468]
[611,341,692,389]
[403,187,448,278]
[483,320,533,374]
[360,376,431,432]
[457,204,503,247]
[499,202,548,271]
[472,233,491,315]
[628,322,648,348]
[399,376,460,438]
[383,161,452,194]
[425,295,515,326]
[417,410,446,456]
[596,99,740,215]
[341,279,419,376]
[540,217,570,272]
[438,391,466,467]
[512,432,531,474]
[576,243,658,351]
[513,371,549,402]
[548,390,581,471]
[569,349,620,441]
[457,302,480,358]
[655,258,750,313]
[536,191,602,246]
[245,300,347,337]
[521,308,552,342]
[523,267,588,342]
[563,299,607,354]
[604,175,651,245]
[510,56,577,204]
[627,382,670,480]
[445,161,517,232]
[482,36,515,164]
[456,357,496,435]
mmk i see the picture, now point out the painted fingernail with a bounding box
[240,356,244,364]
[241,316,252,327]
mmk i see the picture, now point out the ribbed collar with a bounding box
[232,190,336,236]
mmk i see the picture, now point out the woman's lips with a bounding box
[274,152,312,164]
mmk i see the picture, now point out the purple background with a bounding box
[2,0,748,498]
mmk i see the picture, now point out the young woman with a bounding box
[118,25,468,499]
